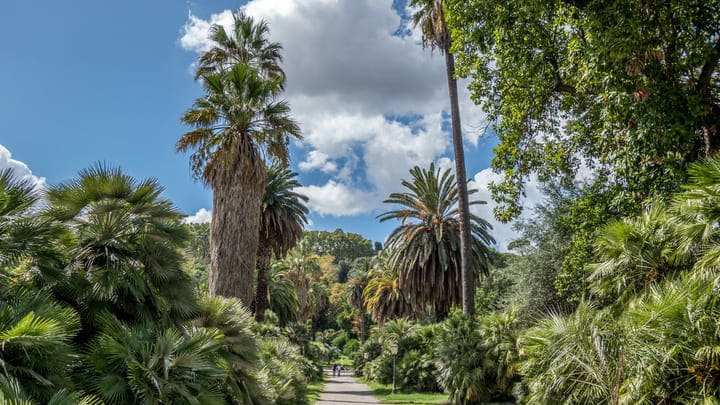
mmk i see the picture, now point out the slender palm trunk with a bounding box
[444,46,475,315]
[254,239,272,322]
[209,168,264,308]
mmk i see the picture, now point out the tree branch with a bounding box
[697,36,720,98]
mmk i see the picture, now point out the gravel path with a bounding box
[317,368,380,404]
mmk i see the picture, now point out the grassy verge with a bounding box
[324,354,354,368]
[306,376,325,404]
[365,381,449,404]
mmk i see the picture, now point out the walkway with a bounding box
[317,368,381,405]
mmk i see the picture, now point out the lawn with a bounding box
[306,376,325,404]
[325,354,354,368]
[366,381,449,404]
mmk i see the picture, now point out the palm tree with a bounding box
[673,156,720,272]
[521,302,625,405]
[0,288,80,402]
[255,164,308,322]
[194,11,285,87]
[46,164,198,329]
[0,168,65,282]
[379,164,494,320]
[192,296,267,404]
[410,0,475,314]
[178,61,301,306]
[266,261,300,326]
[282,247,322,323]
[82,316,230,404]
[363,276,409,324]
[588,206,683,305]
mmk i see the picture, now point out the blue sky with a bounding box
[0,0,529,248]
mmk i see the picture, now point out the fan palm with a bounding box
[379,164,494,320]
[192,296,267,404]
[194,11,285,87]
[673,156,720,272]
[81,317,227,404]
[255,165,308,322]
[410,0,475,314]
[521,302,625,405]
[0,288,80,402]
[266,262,300,326]
[0,168,65,283]
[620,272,720,403]
[179,60,300,306]
[46,164,198,329]
[588,206,683,305]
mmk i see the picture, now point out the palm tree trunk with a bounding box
[209,169,264,308]
[254,239,272,322]
[444,46,475,315]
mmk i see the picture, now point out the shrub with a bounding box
[434,308,521,404]
[331,330,349,351]
[343,338,360,357]
[397,350,440,392]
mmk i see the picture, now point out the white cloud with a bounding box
[179,1,490,219]
[179,10,234,53]
[299,150,337,173]
[0,144,45,190]
[184,207,212,224]
[467,168,543,251]
[298,181,377,216]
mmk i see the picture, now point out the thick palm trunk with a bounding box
[254,239,272,322]
[444,47,475,315]
[209,168,264,308]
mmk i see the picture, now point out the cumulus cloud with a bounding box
[0,144,45,189]
[467,169,543,251]
[183,207,212,224]
[299,150,337,173]
[298,181,377,216]
[179,0,490,217]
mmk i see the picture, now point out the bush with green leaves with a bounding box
[331,330,350,351]
[0,166,275,404]
[343,338,360,357]
[257,336,316,405]
[434,308,522,404]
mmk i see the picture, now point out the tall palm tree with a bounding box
[410,0,475,314]
[255,164,308,322]
[194,11,285,87]
[178,61,301,306]
[379,164,494,320]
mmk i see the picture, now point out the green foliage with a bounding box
[331,330,349,351]
[257,337,313,405]
[0,167,303,404]
[183,222,210,291]
[379,164,494,320]
[447,0,720,222]
[342,338,360,357]
[434,309,521,404]
[267,262,300,326]
[47,164,199,327]
[301,229,375,263]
